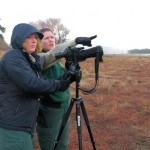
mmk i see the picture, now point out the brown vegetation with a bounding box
[64,55,150,150]
[35,55,150,150]
[1,52,150,149]
[0,37,9,51]
[36,55,150,150]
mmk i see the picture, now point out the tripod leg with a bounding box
[81,101,96,150]
[53,98,75,150]
[76,98,83,150]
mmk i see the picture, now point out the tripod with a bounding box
[53,69,96,150]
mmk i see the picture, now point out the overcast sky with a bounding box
[1,0,150,51]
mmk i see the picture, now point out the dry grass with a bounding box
[66,55,150,150]
[1,52,150,150]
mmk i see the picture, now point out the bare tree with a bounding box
[29,18,70,43]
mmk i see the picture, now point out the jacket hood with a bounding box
[11,23,43,49]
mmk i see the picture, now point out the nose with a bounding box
[31,36,37,42]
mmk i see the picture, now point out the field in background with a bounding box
[1,52,150,149]
[35,55,150,150]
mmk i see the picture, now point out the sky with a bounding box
[1,0,150,52]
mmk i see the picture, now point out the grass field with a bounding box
[69,55,150,150]
[1,51,150,150]
[34,54,150,150]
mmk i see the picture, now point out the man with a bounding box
[36,28,96,150]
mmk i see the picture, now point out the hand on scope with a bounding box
[58,69,72,81]
[57,70,76,92]
[60,69,76,84]
[75,35,97,46]
[58,79,70,92]
[66,70,76,84]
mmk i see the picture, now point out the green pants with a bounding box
[37,105,69,150]
[0,127,33,150]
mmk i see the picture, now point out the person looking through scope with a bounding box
[36,27,97,150]
[0,23,76,150]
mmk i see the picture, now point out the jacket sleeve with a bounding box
[38,39,76,69]
[1,51,61,94]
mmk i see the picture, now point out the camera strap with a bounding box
[80,51,100,95]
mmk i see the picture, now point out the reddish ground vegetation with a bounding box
[64,55,150,150]
[1,52,150,149]
[2,54,146,150]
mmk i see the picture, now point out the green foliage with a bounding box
[0,22,6,38]
[0,24,6,33]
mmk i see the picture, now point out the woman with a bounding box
[36,28,97,150]
[37,28,72,150]
[0,23,71,150]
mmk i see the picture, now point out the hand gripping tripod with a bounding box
[53,66,97,150]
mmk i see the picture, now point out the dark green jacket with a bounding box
[41,61,70,109]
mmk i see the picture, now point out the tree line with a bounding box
[128,48,150,54]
